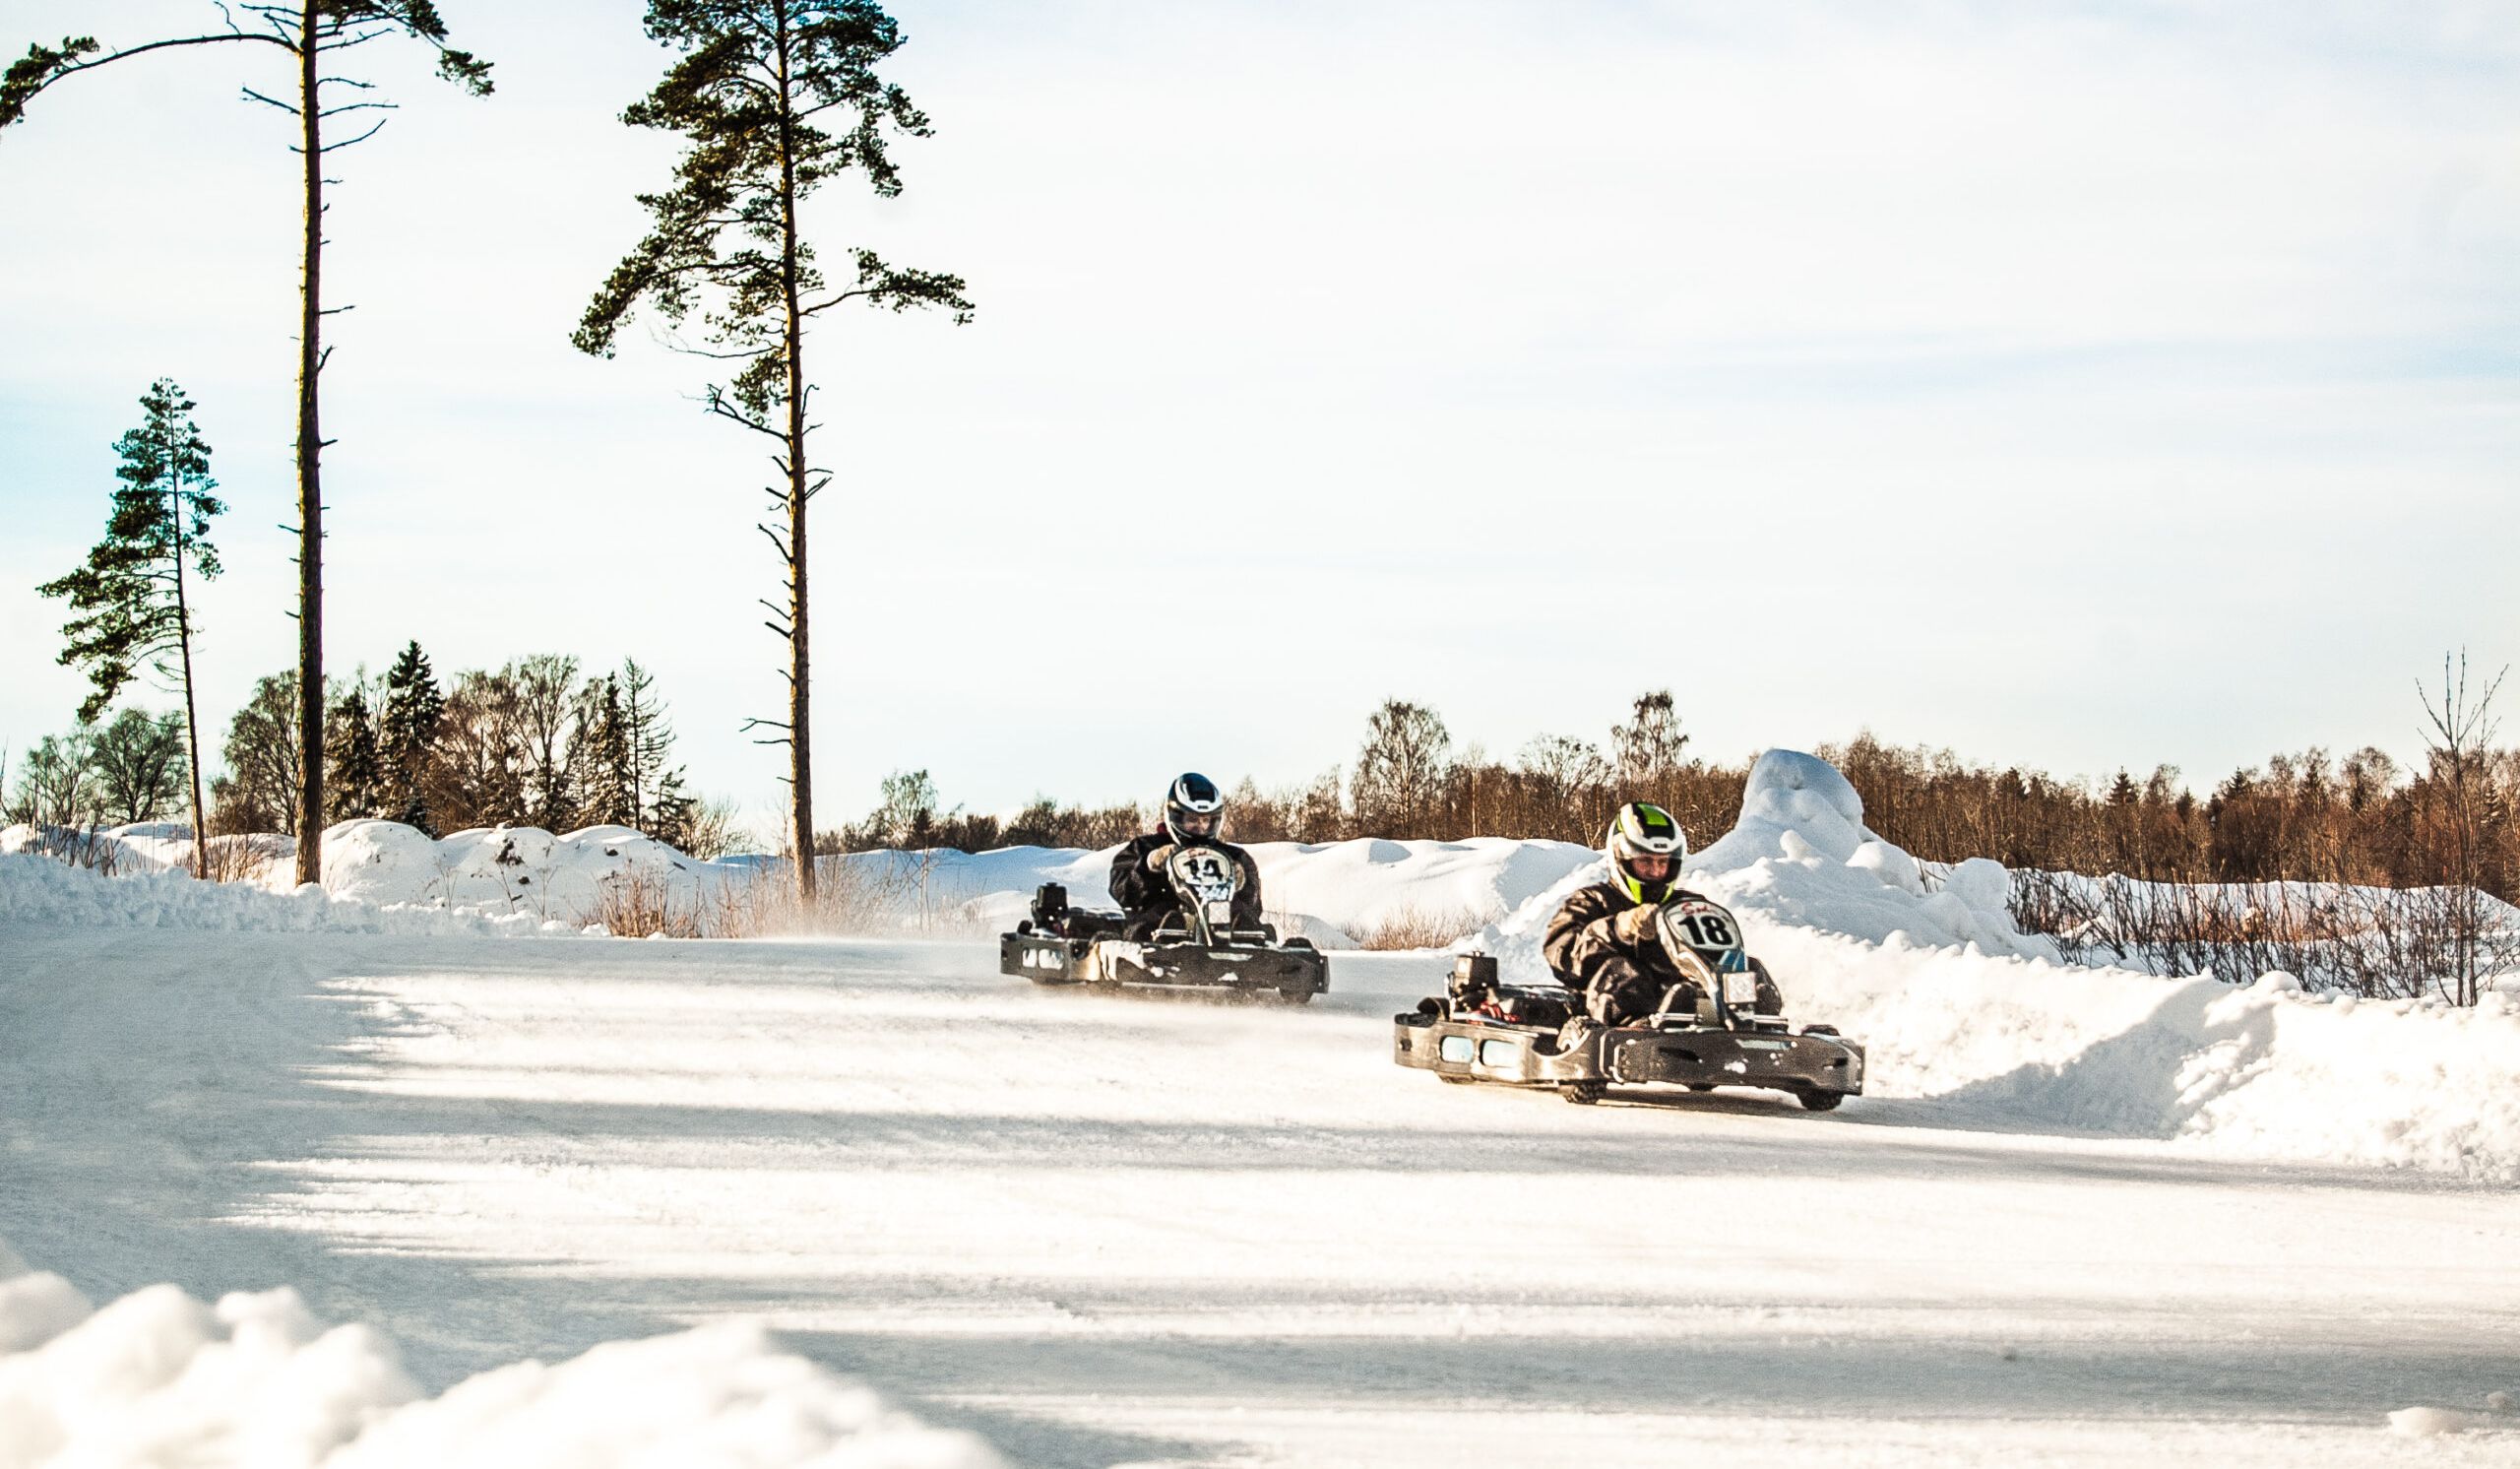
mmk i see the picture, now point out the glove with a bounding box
[1608,903,1661,944]
[1144,843,1177,872]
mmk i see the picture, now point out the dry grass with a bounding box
[588,867,705,939]
[1353,903,1490,951]
[694,861,903,937]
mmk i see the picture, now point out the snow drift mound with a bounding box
[0,856,575,937]
[7,820,1598,945]
[1475,749,2520,1180]
[1480,749,2044,965]
[0,1239,1003,1469]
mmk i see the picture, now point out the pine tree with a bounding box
[576,0,973,896]
[616,658,683,832]
[379,641,443,834]
[326,684,387,822]
[568,674,638,829]
[5,6,492,885]
[34,381,222,873]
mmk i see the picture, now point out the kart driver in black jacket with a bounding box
[1544,801,1781,1026]
[1109,772,1266,937]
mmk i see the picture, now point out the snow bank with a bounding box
[0,856,574,936]
[7,821,1596,945]
[0,1243,1002,1469]
[1473,749,2520,1180]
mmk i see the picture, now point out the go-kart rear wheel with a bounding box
[1437,1073,1476,1085]
[1797,1089,1845,1112]
[1275,986,1316,1005]
[1561,1080,1606,1106]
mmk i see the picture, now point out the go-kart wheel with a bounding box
[1438,1073,1475,1085]
[1276,986,1315,1005]
[1685,1084,1716,1092]
[1562,1080,1606,1106]
[1797,1089,1845,1112]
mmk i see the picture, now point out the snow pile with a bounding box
[1475,749,2520,1180]
[311,820,725,922]
[0,856,575,936]
[7,819,1596,945]
[1480,749,2046,963]
[0,1244,1002,1469]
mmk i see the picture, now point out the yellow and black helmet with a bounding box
[1605,801,1687,904]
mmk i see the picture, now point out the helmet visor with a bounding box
[1625,852,1674,882]
[1171,808,1219,840]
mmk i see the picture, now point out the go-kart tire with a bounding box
[1276,987,1316,1005]
[1562,1081,1606,1106]
[1797,1089,1845,1112]
[1685,1083,1716,1092]
[1438,1073,1475,1085]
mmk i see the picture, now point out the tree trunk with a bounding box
[775,15,815,900]
[291,5,327,886]
[169,447,208,880]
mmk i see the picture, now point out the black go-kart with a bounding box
[1393,895,1863,1110]
[1001,846,1329,1004]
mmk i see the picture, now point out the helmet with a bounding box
[1162,772,1227,843]
[1605,801,1686,904]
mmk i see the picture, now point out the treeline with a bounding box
[847,675,2517,908]
[7,642,737,859]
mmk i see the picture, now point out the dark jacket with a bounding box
[1109,832,1266,929]
[1544,879,1782,1022]
[1543,879,1702,993]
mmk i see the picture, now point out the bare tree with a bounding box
[513,654,581,829]
[1353,700,1452,840]
[1609,689,1689,800]
[2417,651,2512,1005]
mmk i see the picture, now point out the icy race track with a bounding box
[4,928,2517,1468]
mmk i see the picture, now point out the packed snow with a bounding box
[0,1253,1002,1468]
[5,750,2518,1464]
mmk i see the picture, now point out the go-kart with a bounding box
[1001,845,1328,1004]
[1393,895,1863,1110]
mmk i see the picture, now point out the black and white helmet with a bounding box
[1163,772,1227,843]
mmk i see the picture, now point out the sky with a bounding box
[1,0,2515,837]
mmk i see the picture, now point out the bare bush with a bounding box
[198,832,283,885]
[15,824,121,875]
[1354,904,1489,951]
[2010,868,2520,1003]
[689,857,912,938]
[588,867,704,939]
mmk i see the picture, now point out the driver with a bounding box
[1110,772,1266,936]
[1544,801,1779,1025]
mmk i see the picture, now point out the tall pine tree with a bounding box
[575,1,973,895]
[326,684,387,822]
[4,5,492,884]
[35,380,223,875]
[379,641,443,835]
